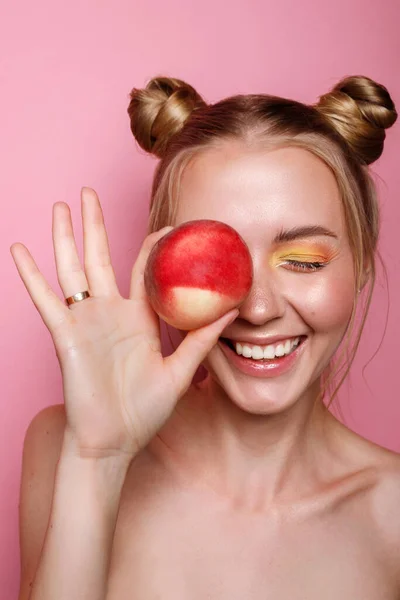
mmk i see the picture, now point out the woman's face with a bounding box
[173,143,356,414]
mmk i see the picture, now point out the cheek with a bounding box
[295,273,355,333]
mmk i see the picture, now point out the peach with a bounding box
[144,219,253,330]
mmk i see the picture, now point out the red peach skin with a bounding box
[144,219,253,330]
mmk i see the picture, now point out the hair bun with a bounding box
[128,76,207,158]
[316,75,397,165]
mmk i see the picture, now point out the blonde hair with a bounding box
[127,75,397,415]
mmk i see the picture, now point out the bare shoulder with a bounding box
[19,404,66,599]
[360,442,400,585]
[21,403,67,486]
[346,429,400,584]
[346,427,400,510]
[369,447,400,536]
[331,417,400,540]
[23,403,66,453]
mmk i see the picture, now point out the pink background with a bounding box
[2,0,399,595]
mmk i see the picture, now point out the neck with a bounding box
[149,374,342,510]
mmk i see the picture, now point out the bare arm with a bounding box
[18,405,131,600]
[29,429,131,600]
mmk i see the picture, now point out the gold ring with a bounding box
[65,290,91,306]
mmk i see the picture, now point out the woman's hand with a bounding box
[10,187,238,460]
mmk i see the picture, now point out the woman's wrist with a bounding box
[60,424,136,464]
[56,428,134,514]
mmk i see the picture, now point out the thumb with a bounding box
[165,309,239,397]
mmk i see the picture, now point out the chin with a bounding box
[201,352,310,417]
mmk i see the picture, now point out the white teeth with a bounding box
[234,336,301,360]
[252,346,264,360]
[264,344,275,359]
[242,345,252,358]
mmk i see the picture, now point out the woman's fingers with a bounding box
[52,201,90,300]
[10,242,71,332]
[129,226,173,302]
[81,187,119,297]
[165,308,239,397]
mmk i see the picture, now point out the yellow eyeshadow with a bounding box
[271,244,339,265]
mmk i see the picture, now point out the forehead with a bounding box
[175,144,346,244]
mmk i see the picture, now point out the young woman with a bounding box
[12,74,399,599]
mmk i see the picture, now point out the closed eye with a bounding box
[283,260,327,272]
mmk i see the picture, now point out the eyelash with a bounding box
[284,260,327,272]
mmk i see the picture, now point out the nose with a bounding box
[238,260,286,326]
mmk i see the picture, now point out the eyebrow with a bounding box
[273,225,338,244]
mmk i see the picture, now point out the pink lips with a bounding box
[218,337,307,379]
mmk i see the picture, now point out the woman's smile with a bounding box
[217,334,308,378]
